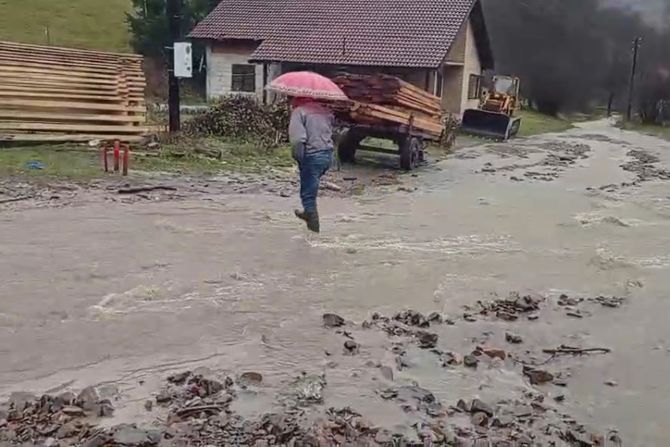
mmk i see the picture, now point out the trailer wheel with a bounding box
[399,137,421,171]
[338,129,363,163]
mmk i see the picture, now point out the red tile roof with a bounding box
[190,0,492,69]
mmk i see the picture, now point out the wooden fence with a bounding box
[0,41,147,143]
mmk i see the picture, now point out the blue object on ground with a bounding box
[25,161,45,170]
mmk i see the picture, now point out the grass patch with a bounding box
[619,122,670,142]
[0,0,131,52]
[517,109,574,137]
[0,139,293,181]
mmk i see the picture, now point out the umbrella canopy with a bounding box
[266,71,348,101]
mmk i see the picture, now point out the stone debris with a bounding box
[343,340,360,355]
[322,313,345,328]
[505,332,523,344]
[474,292,543,321]
[523,366,555,385]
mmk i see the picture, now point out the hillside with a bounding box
[0,0,132,52]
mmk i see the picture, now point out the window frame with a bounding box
[467,74,482,100]
[231,64,256,93]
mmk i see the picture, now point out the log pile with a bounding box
[333,74,444,137]
[0,41,147,143]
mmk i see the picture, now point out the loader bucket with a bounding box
[461,109,522,141]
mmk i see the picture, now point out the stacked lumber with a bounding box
[333,74,444,137]
[0,41,147,143]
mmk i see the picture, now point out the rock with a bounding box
[463,313,478,322]
[61,405,86,417]
[344,340,360,354]
[527,314,539,321]
[43,438,59,447]
[471,411,489,427]
[445,318,456,325]
[294,374,326,404]
[505,332,523,344]
[441,351,462,366]
[464,355,479,368]
[416,331,438,349]
[456,399,471,412]
[554,394,566,402]
[322,313,345,328]
[492,414,514,427]
[553,378,568,387]
[482,348,506,360]
[94,399,115,417]
[566,310,584,318]
[523,367,554,385]
[56,422,80,439]
[144,400,153,411]
[81,431,110,447]
[513,405,533,418]
[321,181,342,192]
[112,424,153,445]
[239,372,263,385]
[56,391,76,406]
[167,371,191,384]
[379,366,394,381]
[496,311,518,321]
[156,391,172,404]
[605,379,618,387]
[471,399,494,417]
[9,391,36,410]
[427,312,443,324]
[76,386,100,411]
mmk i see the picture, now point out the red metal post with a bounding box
[122,145,129,176]
[113,140,120,172]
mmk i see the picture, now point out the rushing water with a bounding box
[1,120,670,444]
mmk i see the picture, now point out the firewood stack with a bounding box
[333,74,444,137]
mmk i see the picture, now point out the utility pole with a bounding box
[167,0,182,132]
[626,37,641,122]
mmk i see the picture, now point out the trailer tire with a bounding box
[338,129,363,163]
[399,137,421,171]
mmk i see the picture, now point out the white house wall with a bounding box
[459,19,483,114]
[206,43,264,100]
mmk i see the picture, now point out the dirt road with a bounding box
[1,120,670,445]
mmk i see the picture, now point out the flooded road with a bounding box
[2,120,670,444]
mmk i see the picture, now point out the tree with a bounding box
[126,0,218,59]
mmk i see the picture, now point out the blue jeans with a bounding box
[298,150,333,213]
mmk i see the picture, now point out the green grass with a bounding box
[0,139,293,181]
[620,122,670,142]
[517,109,574,137]
[0,0,131,52]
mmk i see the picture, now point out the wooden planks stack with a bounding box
[0,41,147,143]
[333,74,444,137]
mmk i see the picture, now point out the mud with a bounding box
[2,119,670,445]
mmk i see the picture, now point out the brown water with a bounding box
[1,120,670,444]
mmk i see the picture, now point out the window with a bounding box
[468,74,482,100]
[231,64,256,93]
[434,71,444,98]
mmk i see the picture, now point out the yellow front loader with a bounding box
[461,75,522,140]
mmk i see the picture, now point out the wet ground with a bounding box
[1,119,670,445]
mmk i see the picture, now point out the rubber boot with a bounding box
[294,209,307,222]
[305,211,320,233]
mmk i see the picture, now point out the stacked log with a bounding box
[333,74,443,138]
[0,41,147,143]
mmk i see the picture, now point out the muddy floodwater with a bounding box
[2,120,670,445]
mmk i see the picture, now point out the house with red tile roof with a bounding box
[190,0,493,115]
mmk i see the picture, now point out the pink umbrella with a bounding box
[266,71,348,101]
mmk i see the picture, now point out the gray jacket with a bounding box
[288,104,334,160]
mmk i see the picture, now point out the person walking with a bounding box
[289,97,334,233]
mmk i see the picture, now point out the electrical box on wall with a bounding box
[174,42,192,78]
